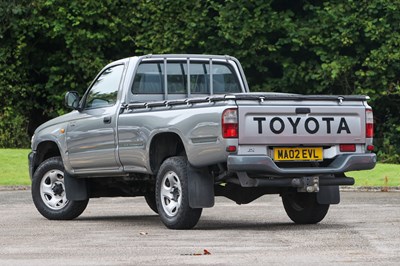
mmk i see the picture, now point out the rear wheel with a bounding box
[156,156,202,229]
[31,157,89,220]
[282,191,329,224]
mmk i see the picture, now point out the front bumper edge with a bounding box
[28,151,36,180]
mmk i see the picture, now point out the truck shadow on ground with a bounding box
[78,214,161,224]
[195,220,348,231]
[76,215,347,231]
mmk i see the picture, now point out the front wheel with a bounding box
[31,157,89,220]
[156,156,202,229]
[282,191,329,224]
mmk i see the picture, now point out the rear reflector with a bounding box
[226,146,237,152]
[340,144,356,152]
[367,145,374,151]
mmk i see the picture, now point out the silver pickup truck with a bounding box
[29,54,376,229]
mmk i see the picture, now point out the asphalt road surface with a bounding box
[0,190,399,265]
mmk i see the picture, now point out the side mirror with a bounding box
[65,91,80,110]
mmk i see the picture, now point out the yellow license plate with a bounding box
[274,147,323,161]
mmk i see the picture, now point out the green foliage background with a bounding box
[1,0,400,162]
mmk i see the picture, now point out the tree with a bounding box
[1,0,399,162]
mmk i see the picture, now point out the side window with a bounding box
[189,63,241,94]
[132,62,187,95]
[167,63,186,94]
[85,64,124,109]
[132,63,164,94]
[189,63,209,94]
[212,64,241,93]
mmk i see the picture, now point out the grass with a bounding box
[348,164,400,187]
[0,149,31,186]
[0,149,399,187]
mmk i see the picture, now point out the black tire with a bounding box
[282,191,330,224]
[155,156,202,229]
[31,157,89,220]
[144,189,158,214]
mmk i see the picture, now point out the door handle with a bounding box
[103,116,112,124]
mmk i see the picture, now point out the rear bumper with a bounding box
[227,153,377,177]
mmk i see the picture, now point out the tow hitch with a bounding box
[292,176,319,193]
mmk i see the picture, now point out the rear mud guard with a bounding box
[317,185,340,204]
[187,164,215,208]
[64,172,88,201]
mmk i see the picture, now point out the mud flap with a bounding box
[317,185,340,204]
[64,172,88,201]
[187,164,215,208]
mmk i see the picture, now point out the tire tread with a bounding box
[282,191,329,224]
[156,156,202,229]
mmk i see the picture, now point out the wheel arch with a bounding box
[149,132,186,174]
[33,141,62,175]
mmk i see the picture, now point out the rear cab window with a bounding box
[130,59,241,102]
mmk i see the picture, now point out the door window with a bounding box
[85,64,124,109]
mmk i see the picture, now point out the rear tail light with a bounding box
[366,109,374,138]
[222,108,238,138]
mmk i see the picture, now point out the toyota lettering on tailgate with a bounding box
[252,116,351,135]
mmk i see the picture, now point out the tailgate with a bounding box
[238,105,365,145]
